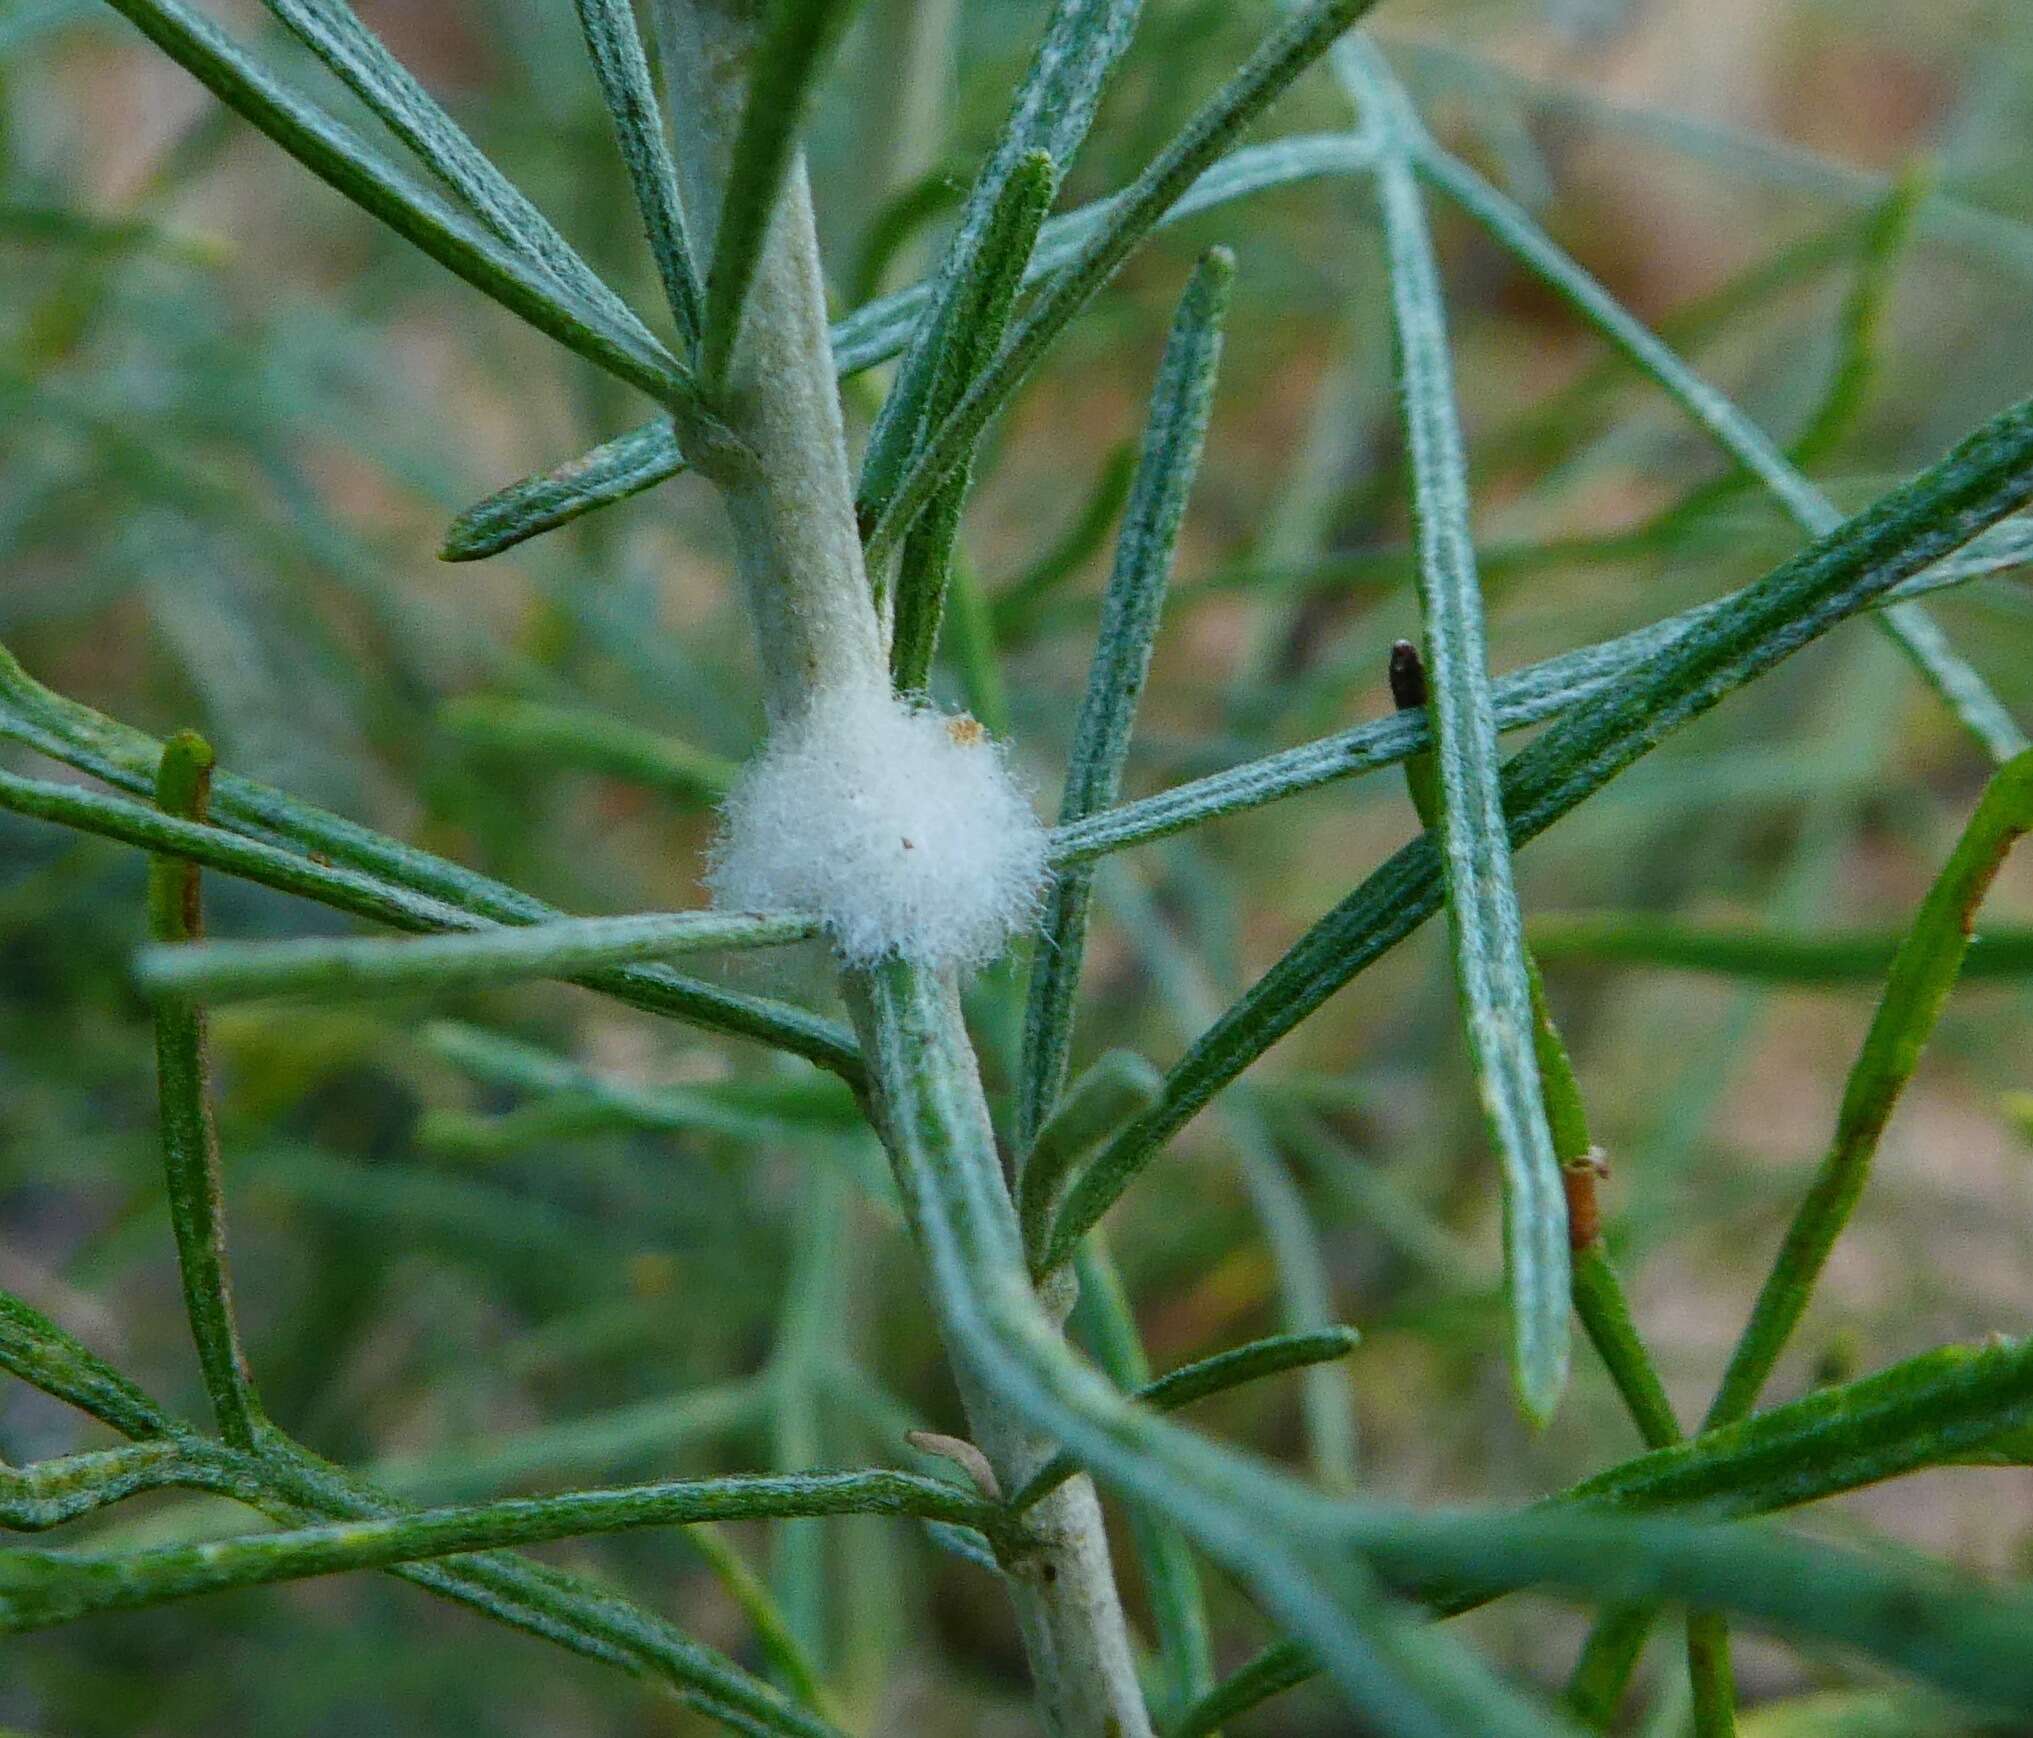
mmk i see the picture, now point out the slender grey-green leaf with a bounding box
[1016,1050,1163,1273]
[1045,517,2028,867]
[573,0,705,348]
[0,1442,243,1532]
[702,0,865,385]
[1416,135,2026,764]
[857,0,1145,529]
[0,645,857,1074]
[1347,40,1568,1421]
[888,150,1059,691]
[1706,751,2033,1427]
[1016,249,1232,1153]
[1010,1322,1359,1512]
[440,418,692,561]
[258,0,662,356]
[146,730,264,1451]
[134,909,823,1005]
[0,763,858,1074]
[439,695,737,807]
[1039,394,2033,1276]
[861,0,1384,571]
[1529,912,2033,983]
[442,132,1374,560]
[0,1470,997,1632]
[96,0,708,412]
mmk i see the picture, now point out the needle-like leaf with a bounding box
[1045,518,2027,866]
[1417,133,2026,765]
[440,133,1372,560]
[134,909,822,1005]
[572,0,705,348]
[1015,248,1232,1154]
[856,0,1145,533]
[1350,39,1569,1422]
[0,1470,998,1633]
[860,0,1383,571]
[1706,750,2033,1427]
[1529,913,2033,983]
[257,0,660,355]
[1038,393,2033,1276]
[97,0,719,421]
[701,0,865,386]
[146,730,264,1450]
[888,150,1058,690]
[1008,1324,1360,1512]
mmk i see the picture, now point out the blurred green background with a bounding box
[2,0,2031,1731]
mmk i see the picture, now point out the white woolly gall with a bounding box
[706,683,1049,969]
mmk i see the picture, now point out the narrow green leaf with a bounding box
[440,694,737,806]
[424,1022,860,1142]
[1039,394,2033,1276]
[442,132,1373,560]
[1015,250,1232,1152]
[0,1470,997,1633]
[1047,519,2031,866]
[97,0,713,415]
[888,149,1058,692]
[1564,1606,1655,1732]
[848,164,965,306]
[1172,1330,2033,1732]
[134,909,822,1005]
[258,0,661,356]
[1393,641,1679,1452]
[1009,1323,1360,1513]
[1396,39,2033,286]
[0,763,858,1075]
[702,0,865,386]
[990,440,1138,643]
[573,0,706,348]
[1706,750,2033,1427]
[438,418,693,562]
[1788,158,1932,469]
[1348,40,1568,1422]
[1570,1333,2033,1518]
[856,0,1145,531]
[1418,135,2026,764]
[0,646,858,1075]
[1016,1050,1164,1277]
[146,730,264,1451]
[0,1290,178,1445]
[684,1524,838,1722]
[862,0,1384,572]
[0,1443,241,1531]
[1529,913,2033,983]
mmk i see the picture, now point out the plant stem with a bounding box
[652,6,1153,1730]
[655,0,883,717]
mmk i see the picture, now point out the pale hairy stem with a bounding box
[655,0,885,716]
[652,4,1153,1731]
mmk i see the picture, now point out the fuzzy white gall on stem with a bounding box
[708,682,1048,968]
